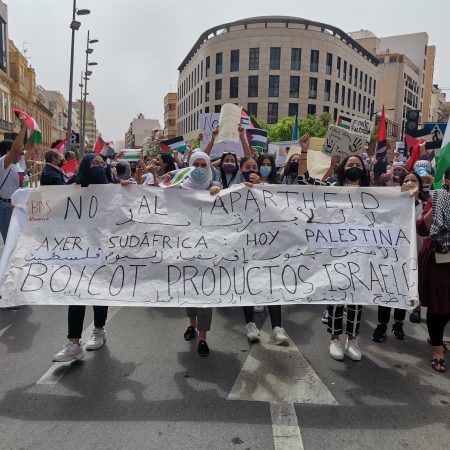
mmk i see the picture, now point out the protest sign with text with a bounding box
[0,185,418,309]
[200,113,244,158]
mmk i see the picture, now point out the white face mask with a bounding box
[403,181,419,187]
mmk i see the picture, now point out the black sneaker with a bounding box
[409,310,421,323]
[372,324,387,343]
[198,340,209,356]
[184,326,197,341]
[392,323,406,340]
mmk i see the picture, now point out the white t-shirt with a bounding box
[0,155,20,200]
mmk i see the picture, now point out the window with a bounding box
[310,50,319,72]
[215,52,223,74]
[247,102,258,117]
[364,74,367,92]
[333,108,338,122]
[354,68,358,87]
[369,77,372,94]
[337,57,341,78]
[230,49,239,72]
[288,103,299,116]
[307,104,317,116]
[324,79,331,102]
[205,81,210,102]
[291,48,301,70]
[267,102,278,124]
[363,96,366,113]
[308,77,317,99]
[206,56,210,77]
[201,61,203,80]
[269,75,280,97]
[358,93,361,112]
[349,64,353,84]
[341,86,345,106]
[359,71,363,89]
[248,76,258,97]
[270,47,281,70]
[352,91,356,110]
[373,79,376,96]
[229,77,239,98]
[326,53,333,75]
[205,106,209,113]
[343,61,347,81]
[215,79,222,100]
[335,82,340,103]
[323,105,330,113]
[347,88,351,108]
[289,76,300,98]
[249,48,259,70]
[215,105,221,113]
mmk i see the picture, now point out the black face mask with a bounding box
[242,170,258,182]
[345,167,364,182]
[289,162,299,173]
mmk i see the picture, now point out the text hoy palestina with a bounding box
[0,185,418,308]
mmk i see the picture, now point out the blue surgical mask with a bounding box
[260,166,272,178]
[190,167,208,183]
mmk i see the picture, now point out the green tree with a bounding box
[191,138,200,149]
[370,125,379,145]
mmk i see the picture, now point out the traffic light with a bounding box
[405,109,420,134]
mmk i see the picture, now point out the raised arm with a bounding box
[239,126,252,157]
[5,114,28,169]
[298,134,310,175]
[204,128,218,156]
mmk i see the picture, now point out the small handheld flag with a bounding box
[12,109,42,144]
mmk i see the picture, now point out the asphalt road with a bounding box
[0,304,449,450]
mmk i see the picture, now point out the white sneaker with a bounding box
[52,342,84,362]
[329,339,344,361]
[85,328,106,351]
[245,322,260,343]
[344,337,362,361]
[321,309,329,324]
[269,326,289,346]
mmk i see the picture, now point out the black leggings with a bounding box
[427,309,450,347]
[67,305,108,339]
[243,306,281,329]
[378,306,406,324]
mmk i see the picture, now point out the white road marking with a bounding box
[0,324,12,337]
[270,402,304,450]
[37,306,121,385]
[228,318,337,450]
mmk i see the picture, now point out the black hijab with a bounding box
[76,153,109,187]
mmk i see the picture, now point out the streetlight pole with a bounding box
[80,30,98,156]
[66,1,90,153]
[79,71,83,142]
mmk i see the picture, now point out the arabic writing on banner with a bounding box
[0,185,418,308]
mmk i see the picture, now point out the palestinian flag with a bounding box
[160,136,187,154]
[159,167,192,188]
[12,108,42,144]
[433,116,450,189]
[240,108,260,129]
[53,137,67,156]
[373,106,387,181]
[94,136,105,154]
[117,149,141,161]
[337,114,352,130]
[247,128,268,153]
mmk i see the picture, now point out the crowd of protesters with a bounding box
[1,118,449,374]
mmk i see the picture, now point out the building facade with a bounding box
[164,92,177,139]
[125,113,161,148]
[177,16,379,141]
[429,84,447,123]
[42,90,68,143]
[422,45,436,123]
[0,2,13,141]
[35,85,53,148]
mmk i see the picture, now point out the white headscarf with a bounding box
[181,151,212,190]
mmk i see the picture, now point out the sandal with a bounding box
[430,358,446,373]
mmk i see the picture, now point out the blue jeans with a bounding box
[0,201,12,243]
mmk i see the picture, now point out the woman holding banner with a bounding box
[298,143,371,361]
[280,135,311,184]
[52,153,133,363]
[417,167,450,373]
[181,151,222,356]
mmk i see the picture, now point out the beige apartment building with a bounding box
[177,16,378,141]
[429,84,447,123]
[422,45,436,123]
[164,92,177,139]
[0,1,13,141]
[74,100,97,148]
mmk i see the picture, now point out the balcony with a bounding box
[0,119,14,132]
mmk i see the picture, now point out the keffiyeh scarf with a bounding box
[430,189,450,253]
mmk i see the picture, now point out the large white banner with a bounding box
[0,185,418,308]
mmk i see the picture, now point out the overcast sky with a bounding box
[6,0,450,144]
